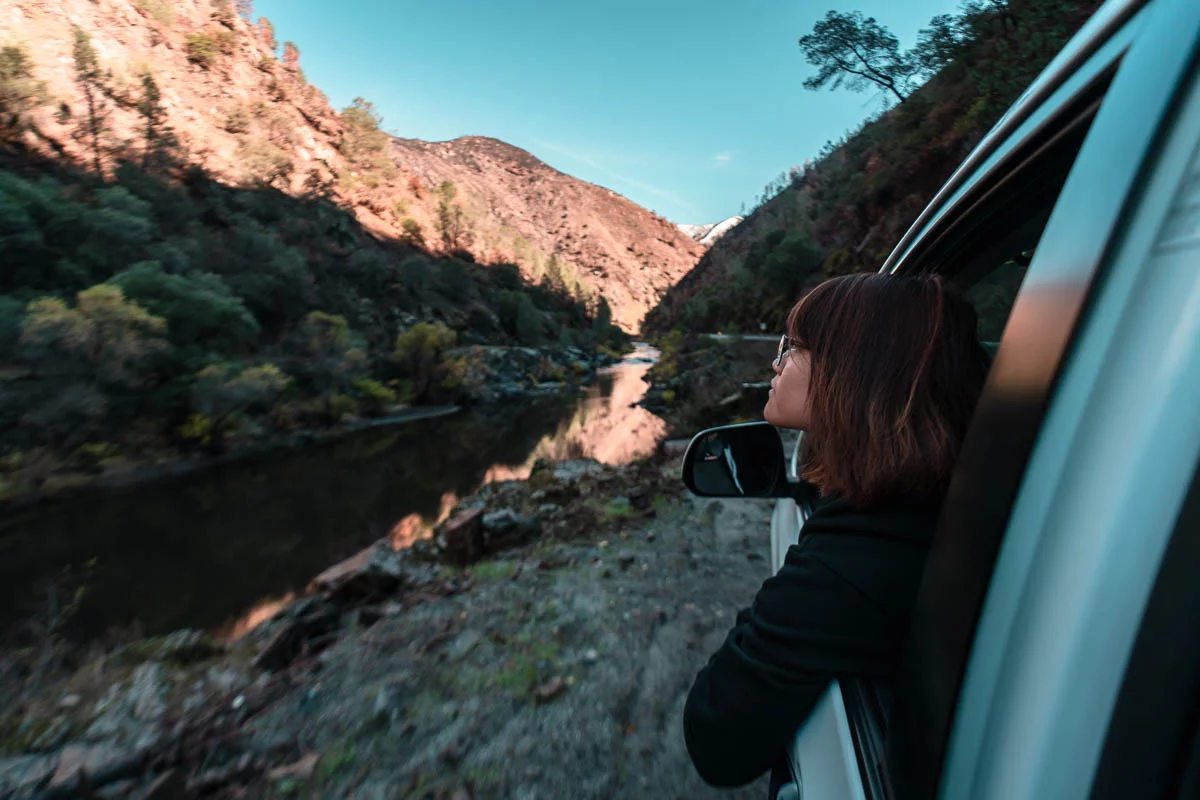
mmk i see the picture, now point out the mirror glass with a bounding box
[682,422,789,498]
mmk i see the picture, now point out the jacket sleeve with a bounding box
[683,542,898,788]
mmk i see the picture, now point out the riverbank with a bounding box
[640,333,777,434]
[0,448,774,799]
[0,344,622,513]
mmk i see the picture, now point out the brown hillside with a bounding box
[388,135,704,332]
[1,0,701,332]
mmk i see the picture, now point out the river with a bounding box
[0,344,667,644]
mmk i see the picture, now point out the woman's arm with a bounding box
[683,543,898,787]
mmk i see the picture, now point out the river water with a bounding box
[0,345,666,644]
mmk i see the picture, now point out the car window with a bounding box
[846,69,1113,800]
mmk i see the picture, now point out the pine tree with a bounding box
[136,73,175,170]
[71,27,107,176]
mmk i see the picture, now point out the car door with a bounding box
[774,0,1200,795]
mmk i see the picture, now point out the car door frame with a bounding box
[772,0,1174,797]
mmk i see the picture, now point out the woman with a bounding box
[683,272,990,788]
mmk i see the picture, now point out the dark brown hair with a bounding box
[786,272,989,508]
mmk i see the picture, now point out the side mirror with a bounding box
[681,421,791,498]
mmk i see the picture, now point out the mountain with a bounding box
[677,217,743,247]
[383,136,704,332]
[0,0,702,332]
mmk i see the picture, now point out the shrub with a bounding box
[0,44,46,135]
[394,321,456,400]
[224,105,251,134]
[135,0,174,24]
[328,393,358,422]
[185,34,219,69]
[400,218,425,248]
[237,137,293,188]
[352,377,395,415]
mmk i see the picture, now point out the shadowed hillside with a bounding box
[644,0,1102,335]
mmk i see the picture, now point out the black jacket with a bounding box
[683,495,941,788]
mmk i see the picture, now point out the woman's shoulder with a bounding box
[801,494,941,544]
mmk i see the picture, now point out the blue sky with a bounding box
[254,0,961,224]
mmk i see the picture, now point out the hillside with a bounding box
[386,136,703,332]
[644,0,1102,334]
[0,0,702,332]
[0,0,676,503]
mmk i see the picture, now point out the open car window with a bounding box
[837,56,1115,800]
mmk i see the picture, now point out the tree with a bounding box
[20,284,169,388]
[109,261,260,351]
[71,27,107,175]
[298,311,365,406]
[0,44,45,137]
[798,11,915,105]
[911,13,967,77]
[393,321,456,400]
[282,41,301,72]
[136,73,177,170]
[257,17,276,53]
[338,97,392,174]
[235,0,253,20]
[400,218,425,248]
[435,180,467,250]
[190,362,289,429]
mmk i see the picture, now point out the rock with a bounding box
[311,539,407,603]
[253,605,340,672]
[616,552,636,571]
[481,508,541,552]
[583,648,599,664]
[85,665,167,752]
[268,753,320,782]
[531,676,567,704]
[129,664,167,722]
[49,743,139,793]
[437,508,485,566]
[59,694,82,710]
[0,754,57,797]
[627,487,651,511]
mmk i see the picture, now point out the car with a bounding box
[680,0,1200,796]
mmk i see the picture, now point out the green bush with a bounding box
[328,393,358,422]
[109,261,260,350]
[0,44,45,135]
[185,34,219,68]
[352,377,396,415]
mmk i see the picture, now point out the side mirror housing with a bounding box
[681,421,792,498]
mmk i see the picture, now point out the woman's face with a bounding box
[764,344,812,430]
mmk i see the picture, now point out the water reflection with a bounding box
[483,344,666,482]
[0,347,665,644]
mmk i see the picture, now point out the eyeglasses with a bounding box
[774,334,792,368]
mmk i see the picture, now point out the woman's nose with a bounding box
[771,357,784,376]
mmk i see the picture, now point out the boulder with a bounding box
[311,540,407,603]
[481,508,542,552]
[253,603,340,673]
[437,508,485,566]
